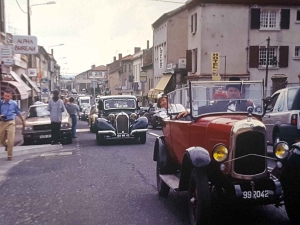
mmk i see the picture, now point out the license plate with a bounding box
[40,134,51,139]
[242,190,269,199]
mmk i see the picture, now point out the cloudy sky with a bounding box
[5,0,185,75]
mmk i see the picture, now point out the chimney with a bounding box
[118,53,122,60]
[113,56,116,62]
[91,65,95,69]
[147,40,149,49]
[134,47,141,54]
[51,49,53,56]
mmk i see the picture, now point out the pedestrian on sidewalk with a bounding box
[66,97,79,138]
[0,89,25,161]
[47,90,65,145]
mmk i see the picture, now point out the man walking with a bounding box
[0,89,25,161]
[66,97,79,138]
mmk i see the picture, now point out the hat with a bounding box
[226,77,241,91]
[157,93,167,99]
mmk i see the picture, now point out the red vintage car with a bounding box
[153,80,293,224]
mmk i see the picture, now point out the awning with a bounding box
[1,81,29,100]
[147,74,172,99]
[21,73,40,93]
[10,71,31,92]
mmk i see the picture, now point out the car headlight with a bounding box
[61,123,69,128]
[130,113,137,120]
[274,142,289,159]
[24,126,33,131]
[108,114,115,121]
[212,144,228,162]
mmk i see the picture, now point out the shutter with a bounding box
[194,49,198,72]
[186,50,192,72]
[279,46,289,68]
[249,46,259,68]
[250,8,261,29]
[281,9,290,29]
[195,13,197,33]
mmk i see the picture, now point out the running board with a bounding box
[159,174,179,192]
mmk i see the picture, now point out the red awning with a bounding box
[1,81,29,100]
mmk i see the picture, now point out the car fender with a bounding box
[132,116,148,130]
[178,147,211,191]
[153,136,165,161]
[96,118,115,131]
[273,121,282,135]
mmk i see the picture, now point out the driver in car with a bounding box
[177,77,254,118]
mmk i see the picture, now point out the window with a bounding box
[129,64,131,72]
[124,64,127,72]
[287,88,297,110]
[277,93,285,112]
[191,13,197,34]
[259,47,278,67]
[295,46,300,58]
[260,10,280,29]
[297,10,300,21]
[192,48,198,73]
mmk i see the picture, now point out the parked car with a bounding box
[262,86,300,147]
[143,103,160,128]
[79,105,90,121]
[153,80,293,224]
[95,95,148,145]
[22,104,72,145]
[88,105,98,133]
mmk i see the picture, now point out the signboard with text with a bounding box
[159,46,163,69]
[0,45,14,66]
[12,35,38,54]
[88,71,107,79]
[28,68,37,77]
[211,52,221,81]
[140,71,147,83]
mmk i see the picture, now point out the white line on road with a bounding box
[76,128,90,133]
[41,152,73,157]
[148,132,160,137]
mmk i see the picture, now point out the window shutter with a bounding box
[186,50,192,72]
[279,46,289,68]
[250,8,260,29]
[249,46,259,68]
[191,15,193,33]
[281,9,290,29]
[195,14,197,33]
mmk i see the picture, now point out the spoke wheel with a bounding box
[156,156,170,197]
[189,168,211,225]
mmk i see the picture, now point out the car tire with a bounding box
[67,135,73,144]
[156,155,170,197]
[151,117,157,129]
[284,194,300,224]
[188,168,211,225]
[96,134,105,145]
[140,133,146,144]
[90,123,93,133]
[23,138,32,146]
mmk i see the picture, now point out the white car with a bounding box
[262,86,300,146]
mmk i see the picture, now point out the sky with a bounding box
[5,0,186,76]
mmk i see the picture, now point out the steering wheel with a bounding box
[223,101,237,112]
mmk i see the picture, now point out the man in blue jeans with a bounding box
[66,97,79,138]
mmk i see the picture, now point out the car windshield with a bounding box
[28,105,50,118]
[80,99,90,104]
[104,99,136,109]
[168,81,264,117]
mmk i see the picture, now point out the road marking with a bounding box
[41,152,73,157]
[148,132,160,137]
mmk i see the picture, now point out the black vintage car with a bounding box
[143,103,162,129]
[95,95,148,145]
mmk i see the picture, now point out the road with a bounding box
[0,121,290,225]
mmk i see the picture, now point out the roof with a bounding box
[152,4,187,29]
[186,0,300,8]
[122,55,133,61]
[92,65,108,71]
[100,95,137,100]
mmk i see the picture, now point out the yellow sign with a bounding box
[211,52,220,70]
[212,71,221,81]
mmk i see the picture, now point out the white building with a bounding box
[186,0,300,93]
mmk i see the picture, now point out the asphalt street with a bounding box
[0,121,291,225]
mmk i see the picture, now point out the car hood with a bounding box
[25,115,69,126]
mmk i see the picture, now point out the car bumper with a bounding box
[23,128,72,140]
[278,124,300,146]
[97,129,148,137]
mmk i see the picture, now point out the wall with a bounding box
[109,70,120,95]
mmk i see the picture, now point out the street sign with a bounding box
[0,45,14,66]
[42,88,48,93]
[211,52,220,70]
[27,68,37,77]
[140,71,147,83]
[12,35,38,54]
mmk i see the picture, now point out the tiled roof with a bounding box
[122,55,133,61]
[187,0,300,7]
[92,65,107,71]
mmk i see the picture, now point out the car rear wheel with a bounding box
[156,155,170,197]
[90,123,94,133]
[67,135,73,144]
[140,133,146,144]
[23,138,32,146]
[189,168,211,225]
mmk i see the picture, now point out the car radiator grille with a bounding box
[116,115,129,134]
[234,131,266,175]
[33,125,51,131]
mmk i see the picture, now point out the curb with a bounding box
[0,144,63,159]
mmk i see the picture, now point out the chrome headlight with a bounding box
[130,113,137,120]
[61,123,70,128]
[108,114,115,121]
[212,144,228,162]
[24,126,33,131]
[274,141,289,159]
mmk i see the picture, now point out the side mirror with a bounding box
[263,96,272,106]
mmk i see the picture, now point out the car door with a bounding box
[263,91,285,144]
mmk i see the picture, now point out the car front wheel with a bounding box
[189,168,211,225]
[140,133,146,144]
[96,133,105,145]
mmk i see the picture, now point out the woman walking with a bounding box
[47,90,65,145]
[66,97,79,138]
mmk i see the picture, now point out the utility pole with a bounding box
[265,37,270,90]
